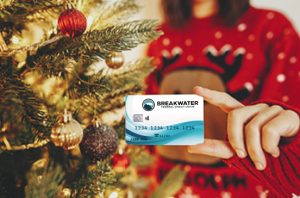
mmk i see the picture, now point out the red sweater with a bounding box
[145,6,300,198]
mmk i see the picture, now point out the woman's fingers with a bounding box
[244,107,299,170]
[227,104,269,159]
[193,86,244,113]
[188,139,234,159]
[276,110,300,137]
[245,105,283,170]
[246,105,283,159]
[193,86,300,171]
[261,110,300,156]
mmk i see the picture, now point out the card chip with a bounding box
[133,114,143,122]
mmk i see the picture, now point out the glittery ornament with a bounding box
[111,153,130,173]
[58,8,87,37]
[105,52,125,69]
[80,122,118,161]
[51,110,83,150]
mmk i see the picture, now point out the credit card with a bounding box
[125,94,204,145]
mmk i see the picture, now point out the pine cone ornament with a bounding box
[51,111,83,150]
[80,123,118,161]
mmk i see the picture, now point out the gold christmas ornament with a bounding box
[105,52,125,69]
[51,110,83,150]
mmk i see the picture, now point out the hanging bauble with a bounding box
[58,8,87,37]
[51,110,83,150]
[105,52,125,69]
[111,153,131,173]
[80,122,118,161]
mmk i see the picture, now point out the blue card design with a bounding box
[125,94,204,145]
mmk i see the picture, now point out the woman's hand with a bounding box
[188,86,300,170]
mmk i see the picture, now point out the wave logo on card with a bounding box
[142,98,155,111]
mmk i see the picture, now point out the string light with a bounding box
[108,192,118,198]
[11,36,19,44]
[87,15,94,29]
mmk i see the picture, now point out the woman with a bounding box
[146,0,300,197]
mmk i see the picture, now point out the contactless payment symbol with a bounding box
[142,98,155,111]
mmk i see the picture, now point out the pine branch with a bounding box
[73,58,153,98]
[0,0,64,45]
[26,20,161,77]
[93,19,162,54]
[67,58,153,123]
[72,160,118,197]
[112,117,125,139]
[0,0,164,195]
[0,139,50,151]
[90,0,140,30]
[25,161,65,198]
[22,58,153,125]
[75,85,142,124]
[0,0,64,22]
[0,0,16,10]
[0,68,51,151]
[150,166,187,198]
[0,35,62,58]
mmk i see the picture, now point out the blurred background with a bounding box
[125,0,300,61]
[142,0,300,31]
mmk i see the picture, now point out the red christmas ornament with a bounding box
[58,9,87,37]
[111,153,130,173]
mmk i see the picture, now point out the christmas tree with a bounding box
[0,0,163,197]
